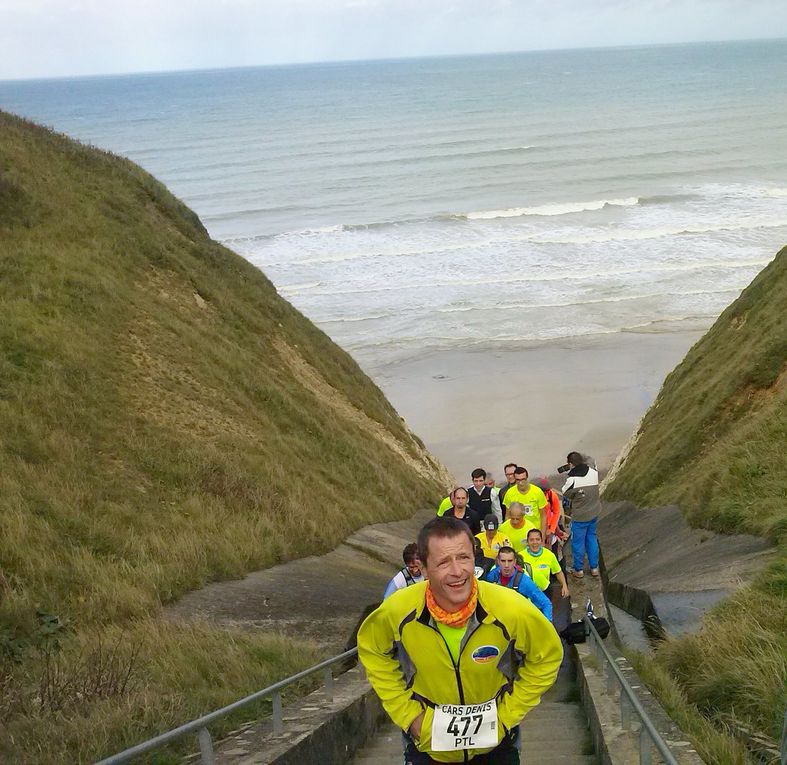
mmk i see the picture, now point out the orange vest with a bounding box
[545,489,561,533]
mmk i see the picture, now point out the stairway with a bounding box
[519,651,595,763]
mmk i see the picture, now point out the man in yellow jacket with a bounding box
[357,516,563,764]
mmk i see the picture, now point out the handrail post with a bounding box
[639,725,652,765]
[272,690,283,734]
[605,660,616,694]
[198,727,215,765]
[324,666,334,702]
[620,690,632,730]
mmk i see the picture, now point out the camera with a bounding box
[557,463,571,474]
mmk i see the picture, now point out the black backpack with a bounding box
[560,616,610,644]
[560,599,610,644]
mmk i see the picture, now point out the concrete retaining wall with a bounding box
[211,666,386,765]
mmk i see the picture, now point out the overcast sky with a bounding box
[1,0,786,80]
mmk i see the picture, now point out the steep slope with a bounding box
[604,245,786,756]
[605,245,787,539]
[0,111,448,763]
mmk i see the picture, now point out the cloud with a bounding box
[0,0,785,79]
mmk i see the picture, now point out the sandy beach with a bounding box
[370,326,707,481]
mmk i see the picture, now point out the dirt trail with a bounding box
[164,509,434,651]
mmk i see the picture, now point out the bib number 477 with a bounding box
[447,714,484,738]
[431,700,498,751]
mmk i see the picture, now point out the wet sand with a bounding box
[370,327,706,480]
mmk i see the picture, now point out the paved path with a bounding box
[164,509,434,652]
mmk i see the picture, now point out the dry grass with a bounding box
[627,653,755,765]
[1,622,325,765]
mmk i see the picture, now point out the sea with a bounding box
[2,39,786,372]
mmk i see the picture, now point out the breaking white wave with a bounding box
[462,197,640,220]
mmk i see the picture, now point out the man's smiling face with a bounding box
[424,533,475,611]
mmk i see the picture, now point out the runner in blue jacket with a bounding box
[485,546,553,622]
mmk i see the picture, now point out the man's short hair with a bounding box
[418,516,474,567]
[452,485,468,499]
[567,451,584,467]
[504,463,517,472]
[497,546,516,557]
[471,468,486,480]
[507,502,524,514]
[526,528,542,539]
[514,466,528,478]
[402,542,419,565]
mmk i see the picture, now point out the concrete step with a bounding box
[354,707,596,761]
[542,677,577,703]
[521,756,596,764]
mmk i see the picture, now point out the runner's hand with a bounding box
[409,712,424,741]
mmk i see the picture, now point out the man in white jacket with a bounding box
[561,451,602,579]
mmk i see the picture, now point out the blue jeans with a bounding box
[571,518,599,571]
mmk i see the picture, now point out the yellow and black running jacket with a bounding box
[357,580,563,762]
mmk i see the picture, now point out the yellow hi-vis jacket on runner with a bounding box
[357,580,562,762]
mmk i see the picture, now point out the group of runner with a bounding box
[359,452,603,763]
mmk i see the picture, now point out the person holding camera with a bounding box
[559,451,601,579]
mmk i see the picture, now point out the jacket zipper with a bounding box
[428,618,482,764]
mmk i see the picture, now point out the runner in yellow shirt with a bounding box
[499,466,547,539]
[521,528,570,598]
[497,503,532,560]
[474,514,510,559]
[437,495,453,516]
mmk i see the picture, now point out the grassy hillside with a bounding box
[604,246,787,759]
[0,111,448,763]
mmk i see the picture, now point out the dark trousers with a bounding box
[403,727,520,764]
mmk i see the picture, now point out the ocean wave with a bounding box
[621,315,716,332]
[318,312,394,324]
[535,217,787,244]
[460,197,640,220]
[278,281,322,293]
[222,189,787,253]
[343,325,663,356]
[282,259,768,297]
[435,288,742,314]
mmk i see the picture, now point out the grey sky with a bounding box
[1,0,786,80]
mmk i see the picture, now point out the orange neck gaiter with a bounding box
[425,578,478,628]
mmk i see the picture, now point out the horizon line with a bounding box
[2,34,786,85]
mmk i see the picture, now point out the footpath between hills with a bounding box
[164,509,434,650]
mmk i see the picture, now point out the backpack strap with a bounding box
[401,567,415,586]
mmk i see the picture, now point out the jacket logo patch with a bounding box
[471,645,500,664]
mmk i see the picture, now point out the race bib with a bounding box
[431,699,498,751]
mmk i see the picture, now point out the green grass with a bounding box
[0,111,447,762]
[604,245,787,756]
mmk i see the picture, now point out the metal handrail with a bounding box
[584,616,680,765]
[94,646,359,765]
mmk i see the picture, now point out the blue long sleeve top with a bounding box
[484,565,553,622]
